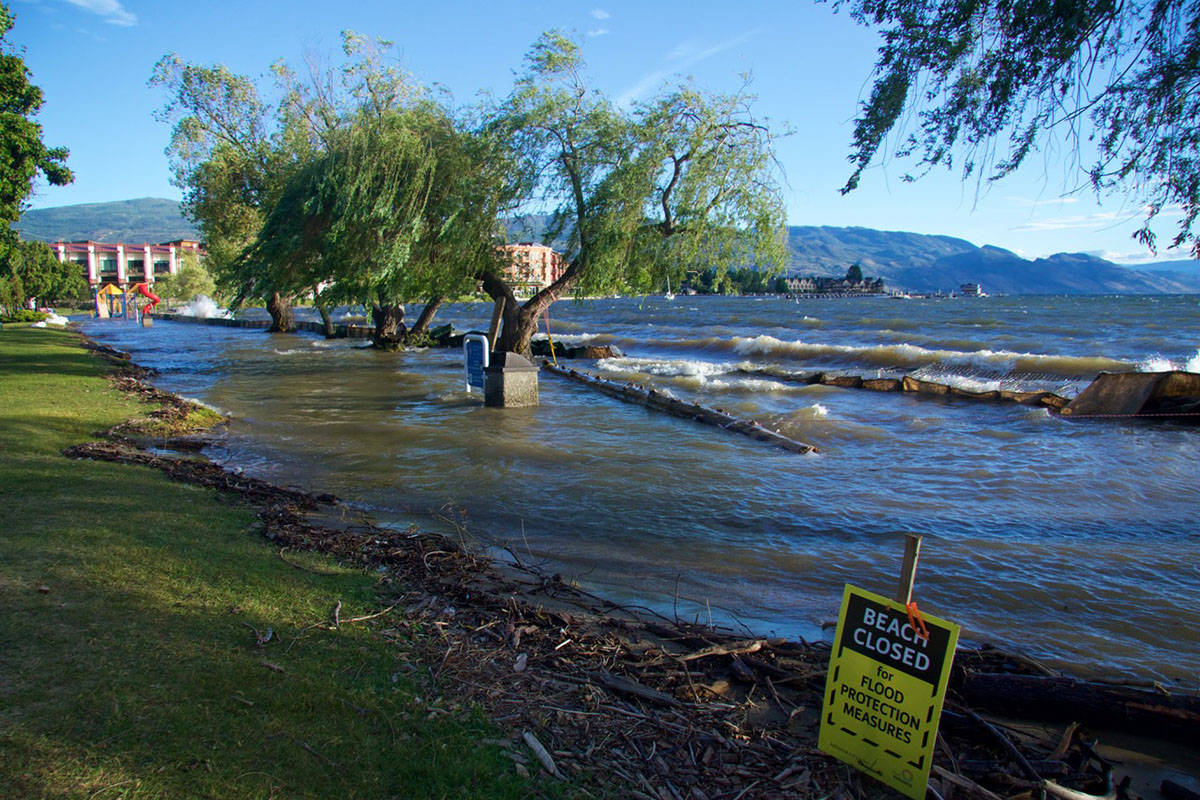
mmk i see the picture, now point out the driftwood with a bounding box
[962,672,1200,739]
[543,363,819,454]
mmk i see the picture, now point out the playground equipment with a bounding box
[93,282,162,325]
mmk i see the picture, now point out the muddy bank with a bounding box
[63,337,1200,800]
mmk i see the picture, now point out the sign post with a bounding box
[818,584,960,800]
[463,333,489,393]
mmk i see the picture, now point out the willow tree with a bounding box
[483,32,787,355]
[837,0,1200,257]
[152,32,423,331]
[240,104,506,348]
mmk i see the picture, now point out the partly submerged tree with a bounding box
[240,104,505,348]
[0,3,73,260]
[836,0,1200,257]
[150,55,287,324]
[151,32,424,332]
[483,32,787,355]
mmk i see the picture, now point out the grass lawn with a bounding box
[0,325,534,799]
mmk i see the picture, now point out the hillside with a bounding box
[785,225,1200,294]
[15,199,1199,294]
[14,198,200,244]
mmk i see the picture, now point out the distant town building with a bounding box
[54,240,202,287]
[499,243,566,292]
[785,274,885,297]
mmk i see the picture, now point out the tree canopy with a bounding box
[151,32,424,331]
[156,30,787,351]
[485,31,787,354]
[0,2,72,258]
[239,102,507,345]
[837,0,1200,257]
[0,239,84,315]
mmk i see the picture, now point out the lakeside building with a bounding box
[785,275,885,297]
[54,240,203,287]
[499,243,566,293]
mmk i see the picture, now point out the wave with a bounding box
[593,357,801,394]
[177,295,230,319]
[725,334,1131,377]
[1140,348,1200,374]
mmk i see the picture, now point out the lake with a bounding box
[79,294,1200,686]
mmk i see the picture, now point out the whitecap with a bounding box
[1186,349,1200,374]
[1138,355,1176,372]
[178,295,230,319]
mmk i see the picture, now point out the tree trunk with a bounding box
[266,292,295,333]
[408,295,445,338]
[371,302,407,349]
[479,263,582,358]
[315,302,336,338]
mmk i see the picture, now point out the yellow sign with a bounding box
[818,584,960,800]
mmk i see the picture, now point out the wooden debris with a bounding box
[523,730,561,778]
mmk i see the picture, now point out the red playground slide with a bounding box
[132,282,161,310]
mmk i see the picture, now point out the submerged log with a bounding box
[961,672,1200,739]
[543,364,818,454]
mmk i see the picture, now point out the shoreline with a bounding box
[70,331,1200,798]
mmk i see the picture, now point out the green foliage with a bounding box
[488,31,787,352]
[1,308,46,322]
[152,32,439,312]
[836,0,1200,257]
[241,102,504,314]
[0,239,84,314]
[846,262,863,283]
[689,266,779,295]
[0,2,73,255]
[154,250,217,303]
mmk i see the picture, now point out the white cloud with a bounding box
[63,0,136,27]
[617,29,758,107]
[1005,195,1080,208]
[1012,211,1124,232]
[587,27,610,37]
[591,8,611,20]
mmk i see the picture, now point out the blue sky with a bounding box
[8,0,1190,264]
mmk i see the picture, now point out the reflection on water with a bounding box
[79,295,1200,686]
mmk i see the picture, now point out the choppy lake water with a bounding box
[79,294,1200,686]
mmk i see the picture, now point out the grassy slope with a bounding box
[0,326,530,799]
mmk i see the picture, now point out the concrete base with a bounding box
[484,351,539,408]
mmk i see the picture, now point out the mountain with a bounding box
[15,199,1200,294]
[14,198,200,244]
[785,225,1200,294]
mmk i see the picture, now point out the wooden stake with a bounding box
[487,296,506,351]
[895,534,923,604]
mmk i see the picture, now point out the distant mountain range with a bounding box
[15,198,1200,294]
[14,198,200,244]
[784,226,1200,294]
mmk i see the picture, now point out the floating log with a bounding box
[542,363,819,454]
[961,672,1200,739]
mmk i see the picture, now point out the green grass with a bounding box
[0,325,534,799]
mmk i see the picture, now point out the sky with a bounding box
[7,0,1192,265]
